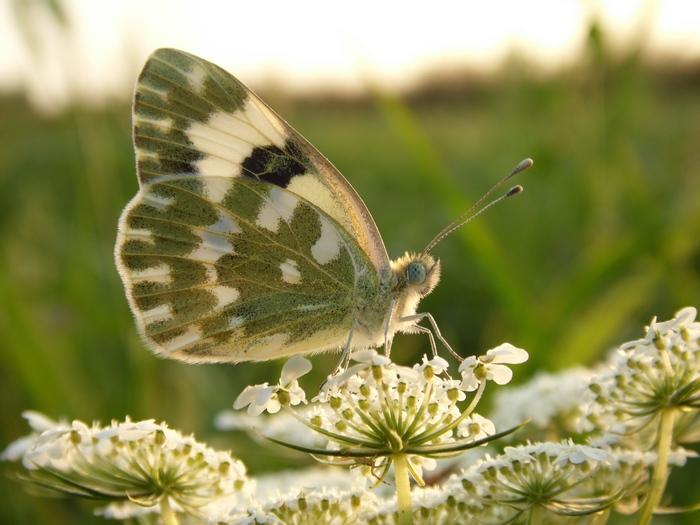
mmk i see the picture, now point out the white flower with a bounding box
[620,306,697,351]
[552,439,609,466]
[1,412,66,461]
[457,414,496,442]
[235,383,277,416]
[96,419,163,441]
[351,348,392,366]
[322,349,392,391]
[503,445,536,463]
[280,355,313,385]
[459,343,529,391]
[234,356,311,416]
[415,355,450,375]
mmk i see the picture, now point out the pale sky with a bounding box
[1,0,699,111]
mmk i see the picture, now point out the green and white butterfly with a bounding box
[116,48,530,365]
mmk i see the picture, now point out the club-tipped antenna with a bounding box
[422,158,533,255]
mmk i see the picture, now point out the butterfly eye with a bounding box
[406,261,427,285]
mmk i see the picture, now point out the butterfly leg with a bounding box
[320,320,358,390]
[413,324,454,379]
[412,324,439,357]
[400,312,463,362]
[382,299,398,358]
[330,318,357,376]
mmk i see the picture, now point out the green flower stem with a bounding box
[528,503,545,524]
[159,496,179,525]
[638,408,676,525]
[463,377,487,418]
[393,453,413,525]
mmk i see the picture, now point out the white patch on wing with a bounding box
[183,63,208,93]
[129,264,172,284]
[189,230,233,264]
[186,104,282,177]
[311,218,342,264]
[280,259,301,284]
[164,325,203,352]
[201,177,234,203]
[256,187,298,232]
[141,304,172,322]
[124,228,156,244]
[142,192,174,210]
[209,210,240,235]
[134,115,176,139]
[210,286,240,309]
[243,99,286,148]
[297,304,328,312]
[287,174,342,219]
[249,333,288,358]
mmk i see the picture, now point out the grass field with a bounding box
[1,40,699,523]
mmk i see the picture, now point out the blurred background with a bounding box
[1,0,699,523]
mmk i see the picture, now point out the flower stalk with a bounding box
[638,407,675,525]
[393,452,413,525]
[159,497,178,525]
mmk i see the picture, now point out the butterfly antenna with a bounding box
[422,158,533,255]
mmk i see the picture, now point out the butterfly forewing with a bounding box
[132,48,388,270]
[117,48,389,362]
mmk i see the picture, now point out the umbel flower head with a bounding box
[235,346,528,488]
[580,307,700,445]
[1,412,249,518]
[440,441,659,523]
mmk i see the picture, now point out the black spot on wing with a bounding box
[240,141,307,188]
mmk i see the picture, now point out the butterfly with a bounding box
[115,48,530,365]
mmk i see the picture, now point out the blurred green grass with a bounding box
[1,42,700,522]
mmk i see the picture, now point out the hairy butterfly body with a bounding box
[115,48,443,363]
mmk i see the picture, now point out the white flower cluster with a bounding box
[234,345,527,488]
[2,412,250,517]
[6,309,700,524]
[437,441,654,523]
[579,307,700,444]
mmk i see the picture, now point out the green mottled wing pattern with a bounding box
[115,48,390,362]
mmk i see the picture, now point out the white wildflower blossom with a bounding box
[551,438,610,465]
[234,356,312,415]
[457,414,495,442]
[0,412,67,462]
[459,343,528,391]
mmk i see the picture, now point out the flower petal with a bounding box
[280,356,312,386]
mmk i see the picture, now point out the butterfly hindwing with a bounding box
[117,48,390,362]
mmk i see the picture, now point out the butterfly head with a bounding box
[391,252,441,298]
